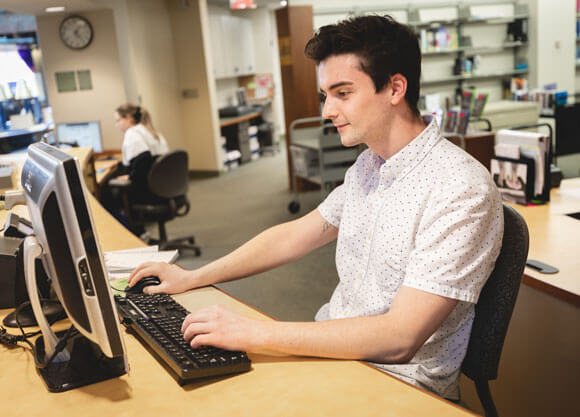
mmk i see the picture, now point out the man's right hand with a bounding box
[128,262,194,294]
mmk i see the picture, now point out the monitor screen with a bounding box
[56,121,103,152]
[21,142,127,390]
[555,104,580,156]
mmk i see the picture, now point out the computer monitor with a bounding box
[554,103,580,156]
[55,121,103,152]
[20,142,127,392]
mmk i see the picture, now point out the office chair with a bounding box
[129,150,201,256]
[461,204,529,417]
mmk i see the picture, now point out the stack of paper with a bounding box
[104,245,179,280]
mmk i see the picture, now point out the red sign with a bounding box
[230,0,256,10]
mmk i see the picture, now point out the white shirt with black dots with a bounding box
[316,119,503,399]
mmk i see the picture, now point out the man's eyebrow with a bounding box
[320,81,353,93]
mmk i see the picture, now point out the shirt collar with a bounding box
[372,118,442,183]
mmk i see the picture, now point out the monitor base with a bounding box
[35,330,126,393]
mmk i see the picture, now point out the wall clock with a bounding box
[59,15,94,50]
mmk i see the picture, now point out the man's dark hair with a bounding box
[305,15,421,116]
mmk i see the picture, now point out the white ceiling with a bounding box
[0,0,284,16]
[0,0,109,16]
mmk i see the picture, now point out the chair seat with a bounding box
[124,150,200,257]
[131,203,174,222]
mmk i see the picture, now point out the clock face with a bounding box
[59,16,93,50]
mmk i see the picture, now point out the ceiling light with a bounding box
[280,1,287,6]
[45,6,66,13]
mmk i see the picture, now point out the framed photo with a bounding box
[491,157,534,205]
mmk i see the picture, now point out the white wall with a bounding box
[167,0,222,172]
[36,9,127,150]
[119,0,186,153]
[533,0,575,92]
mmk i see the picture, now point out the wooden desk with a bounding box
[1,150,473,416]
[219,111,261,128]
[509,178,580,306]
[95,158,120,186]
[458,178,580,417]
[220,112,262,164]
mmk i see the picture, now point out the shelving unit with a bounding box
[421,41,525,56]
[313,1,530,104]
[413,3,529,97]
[423,68,529,86]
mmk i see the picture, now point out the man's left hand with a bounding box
[181,305,264,351]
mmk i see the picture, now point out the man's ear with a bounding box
[389,74,408,105]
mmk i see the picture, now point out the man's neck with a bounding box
[369,111,426,161]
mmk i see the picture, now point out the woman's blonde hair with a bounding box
[116,103,160,140]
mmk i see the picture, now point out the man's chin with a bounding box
[339,135,360,148]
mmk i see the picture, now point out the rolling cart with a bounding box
[287,116,361,213]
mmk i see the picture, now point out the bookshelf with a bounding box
[312,1,530,105]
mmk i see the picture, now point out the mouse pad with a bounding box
[110,278,129,296]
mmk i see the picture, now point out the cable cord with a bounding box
[0,300,79,370]
[0,302,40,350]
[35,325,79,370]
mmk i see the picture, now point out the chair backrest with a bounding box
[147,150,189,200]
[462,204,529,381]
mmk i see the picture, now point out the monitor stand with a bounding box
[34,330,126,393]
[2,299,66,328]
[23,236,126,392]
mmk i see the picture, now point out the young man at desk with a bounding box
[129,15,503,400]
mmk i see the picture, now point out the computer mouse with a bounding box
[125,276,161,294]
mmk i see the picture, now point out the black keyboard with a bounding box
[115,293,251,385]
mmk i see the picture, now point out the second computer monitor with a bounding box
[56,121,103,152]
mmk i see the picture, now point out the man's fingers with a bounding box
[181,310,214,332]
[128,263,157,285]
[182,322,211,342]
[189,334,213,349]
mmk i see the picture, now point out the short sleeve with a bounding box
[317,183,347,228]
[403,180,503,303]
[122,129,149,166]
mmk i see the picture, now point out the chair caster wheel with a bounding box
[288,201,300,213]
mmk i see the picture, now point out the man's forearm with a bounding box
[256,316,415,364]
[189,210,338,288]
[190,223,303,286]
[182,287,458,363]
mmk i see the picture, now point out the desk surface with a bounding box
[0,148,473,416]
[94,156,120,185]
[0,123,52,140]
[219,111,261,128]
[509,178,580,305]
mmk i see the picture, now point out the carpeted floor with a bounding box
[155,146,339,322]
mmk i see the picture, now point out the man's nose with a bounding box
[322,98,337,120]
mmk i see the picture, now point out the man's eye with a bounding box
[337,91,350,98]
[319,93,327,103]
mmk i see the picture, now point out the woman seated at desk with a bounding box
[103,103,169,235]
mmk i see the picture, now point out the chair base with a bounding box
[136,220,201,257]
[148,236,201,257]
